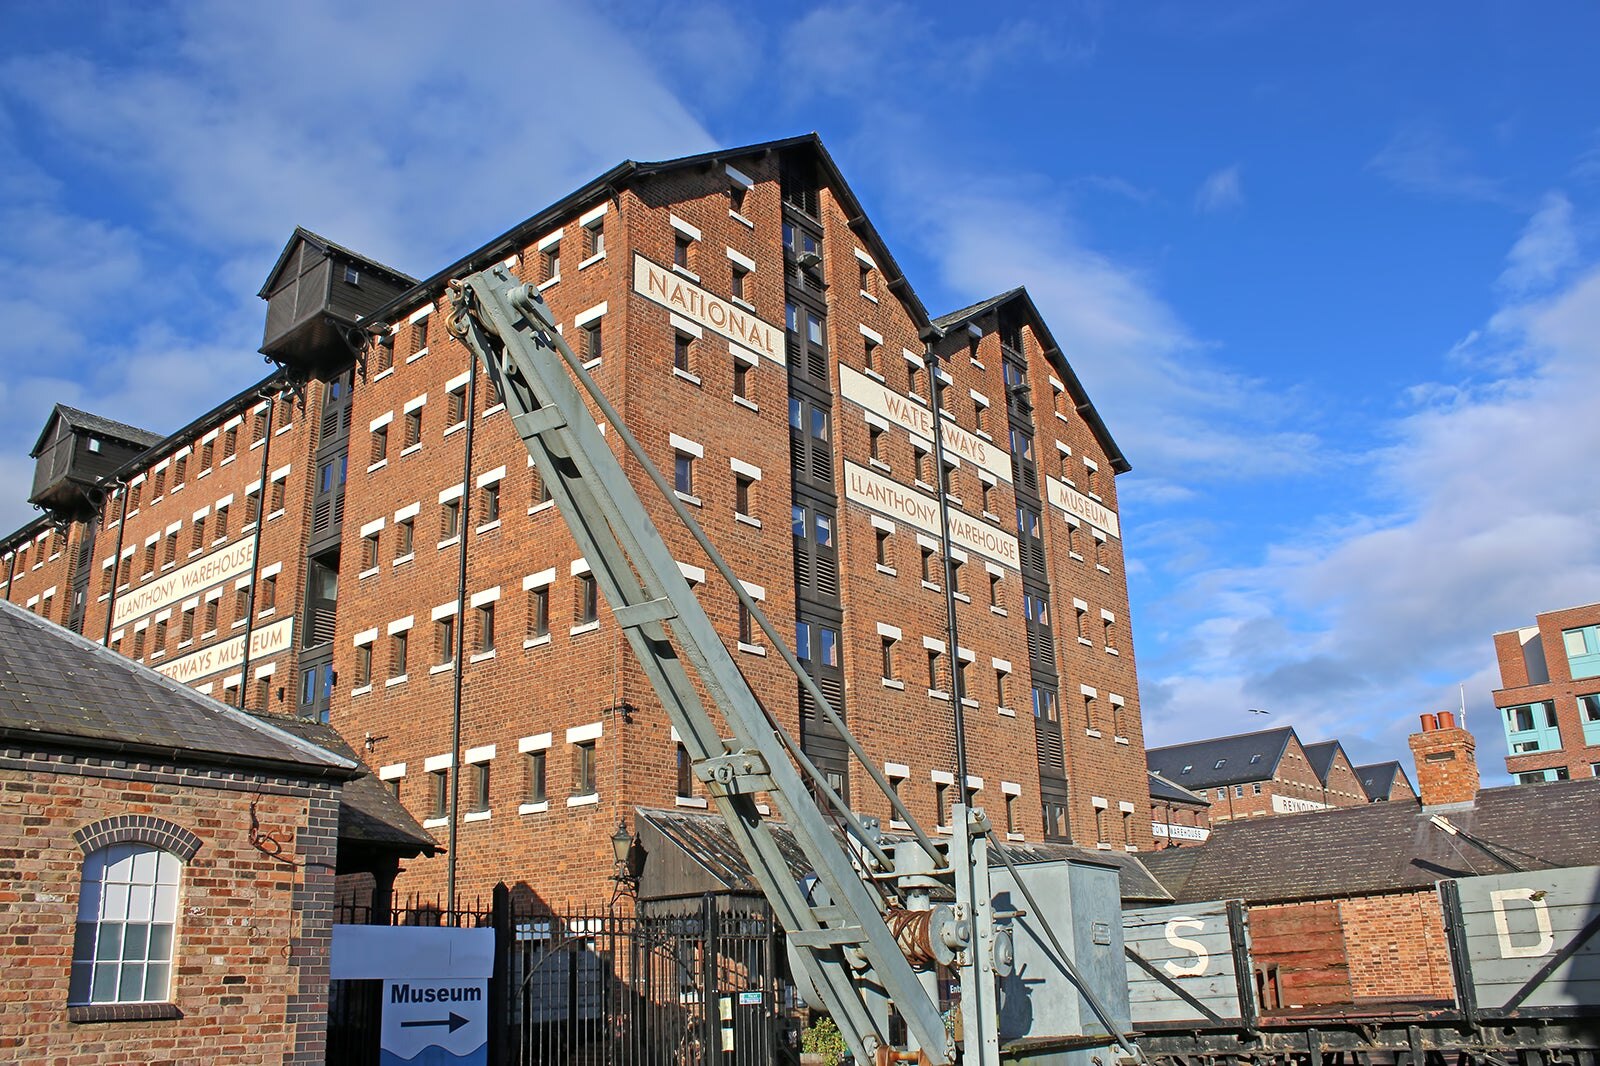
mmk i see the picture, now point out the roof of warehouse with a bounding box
[1149,771,1210,806]
[634,806,1172,903]
[1139,777,1600,904]
[1355,760,1412,800]
[1301,739,1347,785]
[1146,726,1297,791]
[30,403,165,457]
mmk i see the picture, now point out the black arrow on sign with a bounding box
[400,1012,469,1034]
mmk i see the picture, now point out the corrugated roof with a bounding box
[634,807,1171,904]
[1142,778,1600,904]
[0,599,355,779]
[1146,727,1297,791]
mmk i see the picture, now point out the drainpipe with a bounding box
[3,544,16,603]
[236,390,277,707]
[446,355,478,915]
[101,482,131,645]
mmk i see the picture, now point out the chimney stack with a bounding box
[1408,712,1479,807]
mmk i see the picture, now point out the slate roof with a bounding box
[0,599,356,780]
[1146,727,1297,791]
[30,403,164,457]
[254,714,437,856]
[1355,760,1412,801]
[634,807,1172,904]
[1302,740,1347,785]
[1140,778,1600,905]
[1149,771,1210,806]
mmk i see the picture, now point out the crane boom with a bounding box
[445,263,1137,1066]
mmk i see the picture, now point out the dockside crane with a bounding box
[446,263,1137,1066]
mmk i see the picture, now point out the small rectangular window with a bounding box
[405,408,423,448]
[471,763,490,813]
[441,499,461,540]
[526,750,547,803]
[391,630,409,677]
[576,574,599,624]
[585,219,605,259]
[735,475,753,516]
[447,386,466,428]
[354,644,372,687]
[676,743,694,799]
[431,769,449,818]
[528,587,550,639]
[584,322,603,363]
[480,483,500,524]
[674,453,695,497]
[738,600,754,645]
[881,637,897,680]
[674,332,693,373]
[476,603,496,653]
[573,740,597,795]
[362,533,379,572]
[396,517,414,557]
[436,617,455,665]
[543,243,560,283]
[732,358,751,400]
[370,425,388,465]
[344,264,361,285]
[731,264,748,300]
[673,234,692,269]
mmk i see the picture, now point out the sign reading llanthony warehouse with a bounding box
[112,539,257,628]
[844,461,1020,571]
[154,617,293,685]
[633,255,782,363]
[838,365,1012,483]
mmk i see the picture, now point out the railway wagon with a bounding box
[1122,865,1600,1064]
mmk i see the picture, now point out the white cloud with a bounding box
[1498,192,1578,294]
[1368,123,1514,206]
[1194,164,1243,213]
[0,0,718,535]
[1141,257,1600,781]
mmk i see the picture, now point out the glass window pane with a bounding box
[1565,630,1587,656]
[789,397,802,430]
[795,622,810,661]
[815,514,832,546]
[104,883,130,920]
[148,924,174,961]
[73,923,97,961]
[792,505,806,538]
[126,885,153,923]
[96,923,123,961]
[144,963,170,1002]
[807,314,823,345]
[123,923,149,961]
[119,963,145,1002]
[819,628,838,667]
[77,879,102,921]
[154,885,178,923]
[106,845,137,883]
[91,963,118,1002]
[811,409,829,441]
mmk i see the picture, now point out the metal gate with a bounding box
[506,893,783,1066]
[328,888,787,1066]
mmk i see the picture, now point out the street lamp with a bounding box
[610,821,639,899]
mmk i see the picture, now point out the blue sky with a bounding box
[3,3,1598,780]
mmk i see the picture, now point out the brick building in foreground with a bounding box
[1493,601,1600,782]
[0,598,433,1063]
[1,135,1151,906]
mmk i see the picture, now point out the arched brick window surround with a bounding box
[73,816,202,861]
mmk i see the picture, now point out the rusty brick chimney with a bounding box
[1408,711,1479,807]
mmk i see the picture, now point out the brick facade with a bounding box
[1493,602,1600,781]
[0,750,340,1065]
[1408,713,1480,806]
[3,137,1154,909]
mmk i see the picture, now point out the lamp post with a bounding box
[610,820,639,900]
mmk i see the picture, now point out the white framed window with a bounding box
[70,844,181,1006]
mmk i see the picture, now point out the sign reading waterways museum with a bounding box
[838,365,1013,483]
[154,617,293,685]
[844,461,1019,571]
[633,254,782,362]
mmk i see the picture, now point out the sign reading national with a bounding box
[633,254,781,362]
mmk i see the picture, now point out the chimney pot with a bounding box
[1409,712,1479,807]
[1419,713,1438,732]
[1437,710,1455,730]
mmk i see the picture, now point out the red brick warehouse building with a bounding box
[3,135,1151,905]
